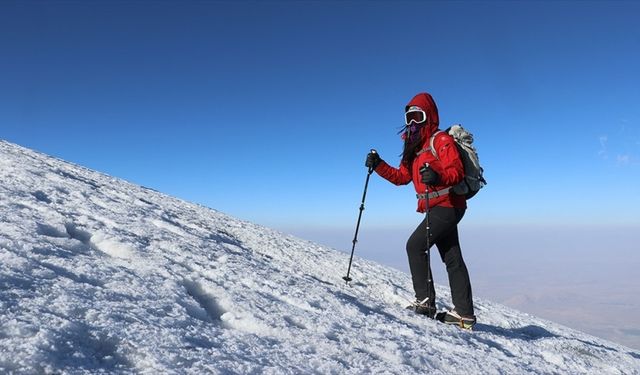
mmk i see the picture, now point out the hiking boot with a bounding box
[435,310,476,330]
[406,297,436,318]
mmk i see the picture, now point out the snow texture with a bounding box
[1,139,639,374]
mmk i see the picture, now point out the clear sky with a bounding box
[2,0,639,231]
[1,0,640,349]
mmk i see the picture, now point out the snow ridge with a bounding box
[0,140,639,374]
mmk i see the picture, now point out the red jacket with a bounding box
[375,93,466,212]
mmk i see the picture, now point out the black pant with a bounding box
[406,206,474,316]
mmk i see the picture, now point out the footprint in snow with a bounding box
[182,280,227,324]
[32,190,52,204]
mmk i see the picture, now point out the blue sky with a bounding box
[2,1,638,231]
[1,0,640,349]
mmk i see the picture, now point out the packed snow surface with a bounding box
[1,140,639,374]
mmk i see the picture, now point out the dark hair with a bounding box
[401,135,423,166]
[398,126,424,167]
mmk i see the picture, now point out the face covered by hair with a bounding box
[403,122,424,143]
[402,106,428,143]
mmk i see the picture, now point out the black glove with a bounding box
[365,151,381,170]
[420,164,440,185]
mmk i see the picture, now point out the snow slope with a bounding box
[1,139,639,375]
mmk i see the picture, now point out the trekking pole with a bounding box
[424,162,434,317]
[343,149,376,284]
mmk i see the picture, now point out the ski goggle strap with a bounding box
[405,106,427,125]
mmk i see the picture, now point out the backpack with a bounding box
[429,124,486,199]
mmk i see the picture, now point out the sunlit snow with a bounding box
[1,140,639,374]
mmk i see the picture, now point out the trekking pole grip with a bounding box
[368,149,378,174]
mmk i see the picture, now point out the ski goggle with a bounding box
[405,107,427,125]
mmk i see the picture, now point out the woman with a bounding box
[365,92,476,329]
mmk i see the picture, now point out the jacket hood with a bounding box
[405,92,439,138]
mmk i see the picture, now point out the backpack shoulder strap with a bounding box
[416,130,445,158]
